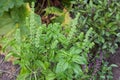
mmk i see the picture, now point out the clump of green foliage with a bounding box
[72,0,120,54]
[71,0,120,79]
[1,0,120,80]
[2,2,95,80]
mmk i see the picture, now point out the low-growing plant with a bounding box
[71,0,120,79]
[2,2,95,80]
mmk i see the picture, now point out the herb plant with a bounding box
[71,0,120,79]
[1,0,119,80]
[2,2,95,80]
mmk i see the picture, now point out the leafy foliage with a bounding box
[71,0,120,79]
[1,0,120,80]
[0,0,32,36]
[72,0,120,54]
[0,0,24,16]
[2,3,95,80]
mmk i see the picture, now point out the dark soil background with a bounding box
[109,48,120,80]
[0,54,20,80]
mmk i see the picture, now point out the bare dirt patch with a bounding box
[0,54,20,80]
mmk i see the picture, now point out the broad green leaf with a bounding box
[89,0,93,7]
[100,75,105,79]
[116,33,120,37]
[45,71,56,80]
[72,64,83,75]
[70,47,82,54]
[0,0,24,16]
[0,3,31,36]
[72,55,87,64]
[56,60,69,73]
[0,13,15,36]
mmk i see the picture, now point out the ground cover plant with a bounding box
[0,0,120,80]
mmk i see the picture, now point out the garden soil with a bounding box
[0,54,20,80]
[109,48,120,80]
